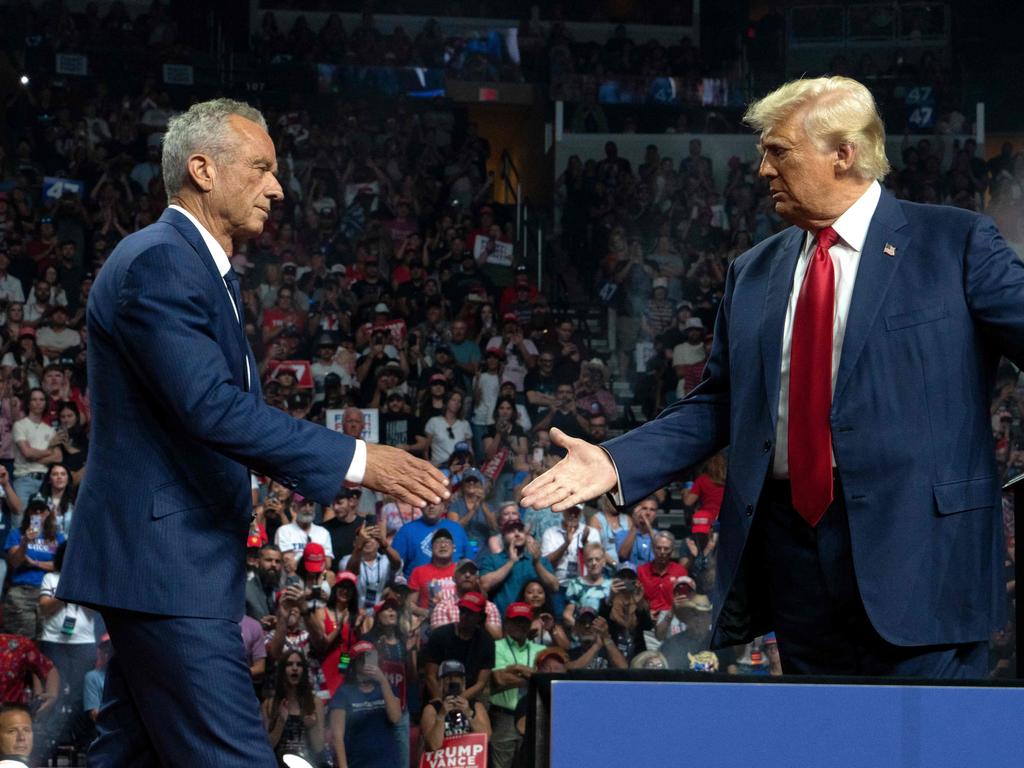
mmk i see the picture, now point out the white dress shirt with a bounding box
[772,181,881,477]
[167,205,367,483]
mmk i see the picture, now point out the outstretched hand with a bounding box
[362,443,450,508]
[519,428,617,512]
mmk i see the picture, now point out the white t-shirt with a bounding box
[540,524,591,585]
[424,417,473,466]
[36,326,82,357]
[12,417,55,476]
[39,572,96,644]
[485,336,538,392]
[472,371,500,426]
[274,522,335,562]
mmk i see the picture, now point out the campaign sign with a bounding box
[42,177,84,200]
[419,733,487,768]
[472,236,513,267]
[268,360,314,388]
[327,408,379,443]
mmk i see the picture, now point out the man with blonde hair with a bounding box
[523,75,1024,678]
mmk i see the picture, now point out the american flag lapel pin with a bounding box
[883,243,897,257]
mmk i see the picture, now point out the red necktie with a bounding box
[788,226,838,526]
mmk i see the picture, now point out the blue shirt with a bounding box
[328,682,400,768]
[478,551,555,614]
[613,528,653,567]
[83,668,106,712]
[391,519,468,578]
[4,528,66,587]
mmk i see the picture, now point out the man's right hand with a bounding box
[519,428,617,512]
[362,442,450,507]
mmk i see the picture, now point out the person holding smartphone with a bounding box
[328,641,401,768]
[420,659,491,751]
[2,496,64,637]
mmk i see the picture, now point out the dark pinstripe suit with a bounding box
[59,208,354,765]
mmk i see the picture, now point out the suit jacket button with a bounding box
[745,504,754,516]
[761,440,772,453]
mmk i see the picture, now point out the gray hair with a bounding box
[652,529,676,549]
[161,98,268,201]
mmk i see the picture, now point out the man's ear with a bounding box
[186,153,216,192]
[834,142,857,175]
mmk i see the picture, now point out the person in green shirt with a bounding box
[488,602,546,768]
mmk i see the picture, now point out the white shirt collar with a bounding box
[804,180,882,253]
[168,204,232,278]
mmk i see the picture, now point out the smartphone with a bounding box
[284,574,302,589]
[532,447,543,464]
[515,544,525,557]
[445,680,461,697]
[364,649,379,668]
[29,514,43,535]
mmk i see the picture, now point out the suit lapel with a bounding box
[760,227,805,431]
[832,192,909,404]
[158,209,251,389]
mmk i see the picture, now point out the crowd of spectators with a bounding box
[0,6,1018,768]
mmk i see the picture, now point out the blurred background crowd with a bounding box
[0,0,1020,766]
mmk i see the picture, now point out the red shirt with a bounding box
[407,561,456,608]
[690,474,724,522]
[637,561,690,614]
[0,634,54,704]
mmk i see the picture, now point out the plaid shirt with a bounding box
[430,595,502,633]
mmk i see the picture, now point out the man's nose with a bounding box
[758,154,774,178]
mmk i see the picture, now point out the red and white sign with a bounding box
[419,733,488,768]
[267,360,314,388]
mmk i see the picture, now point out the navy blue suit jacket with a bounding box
[605,192,1024,648]
[58,209,356,620]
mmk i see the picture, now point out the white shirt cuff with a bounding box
[599,446,626,506]
[345,439,367,485]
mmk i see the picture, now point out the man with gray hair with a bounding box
[57,98,450,766]
[524,75,1024,678]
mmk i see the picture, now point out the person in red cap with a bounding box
[489,601,546,768]
[362,596,413,766]
[311,572,370,698]
[498,266,537,317]
[327,640,401,768]
[430,559,503,639]
[422,591,495,703]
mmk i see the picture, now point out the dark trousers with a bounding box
[88,609,277,768]
[754,478,987,678]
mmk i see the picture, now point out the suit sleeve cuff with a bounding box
[599,446,625,506]
[344,439,367,485]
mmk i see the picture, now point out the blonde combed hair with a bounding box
[744,76,891,182]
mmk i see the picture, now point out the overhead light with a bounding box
[19,75,29,86]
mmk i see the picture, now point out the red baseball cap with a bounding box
[350,640,376,658]
[457,591,486,613]
[502,312,518,323]
[373,596,400,614]
[302,542,326,573]
[505,602,534,621]
[335,571,358,586]
[691,513,712,535]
